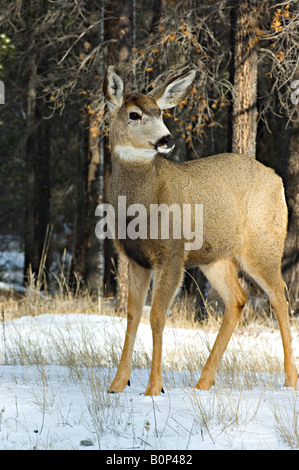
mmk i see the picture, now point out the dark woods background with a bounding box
[0,0,298,315]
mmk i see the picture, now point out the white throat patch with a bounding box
[115,144,175,162]
[115,145,157,162]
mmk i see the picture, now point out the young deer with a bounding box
[103,66,298,396]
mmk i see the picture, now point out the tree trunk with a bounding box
[84,111,101,294]
[33,110,51,286]
[71,0,103,295]
[231,0,258,157]
[70,118,88,288]
[150,0,164,32]
[72,108,101,295]
[119,0,134,65]
[24,58,37,285]
[24,59,51,288]
[283,120,299,309]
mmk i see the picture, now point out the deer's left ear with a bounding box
[149,70,196,110]
[103,66,125,111]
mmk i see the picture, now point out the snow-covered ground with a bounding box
[0,244,24,292]
[0,313,298,450]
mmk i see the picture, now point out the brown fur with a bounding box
[104,66,298,395]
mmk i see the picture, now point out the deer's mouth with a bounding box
[155,145,175,154]
[154,135,175,154]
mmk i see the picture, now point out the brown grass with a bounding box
[1,278,298,336]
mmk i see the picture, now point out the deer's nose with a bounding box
[156,135,175,149]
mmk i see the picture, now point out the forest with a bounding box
[0,0,298,317]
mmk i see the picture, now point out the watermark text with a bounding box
[95,196,203,251]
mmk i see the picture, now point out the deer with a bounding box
[103,65,298,396]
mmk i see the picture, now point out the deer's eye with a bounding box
[129,112,141,120]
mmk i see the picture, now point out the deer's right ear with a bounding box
[149,70,196,110]
[103,66,125,111]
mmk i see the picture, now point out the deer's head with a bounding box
[104,66,196,162]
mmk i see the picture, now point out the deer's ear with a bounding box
[149,70,196,110]
[104,66,125,110]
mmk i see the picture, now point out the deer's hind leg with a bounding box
[240,253,298,389]
[196,258,247,390]
[109,259,152,393]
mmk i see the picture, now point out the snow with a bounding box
[0,246,24,287]
[0,313,297,450]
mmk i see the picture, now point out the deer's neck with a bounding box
[109,152,158,205]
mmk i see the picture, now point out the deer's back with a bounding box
[158,153,287,266]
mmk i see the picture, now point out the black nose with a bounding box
[157,135,175,148]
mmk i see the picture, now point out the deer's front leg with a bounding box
[109,259,152,393]
[145,261,183,396]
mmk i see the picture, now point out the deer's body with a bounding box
[104,66,298,395]
[109,152,286,269]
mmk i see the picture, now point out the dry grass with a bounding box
[1,271,298,333]
[0,279,115,321]
[1,243,298,331]
[272,394,299,448]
